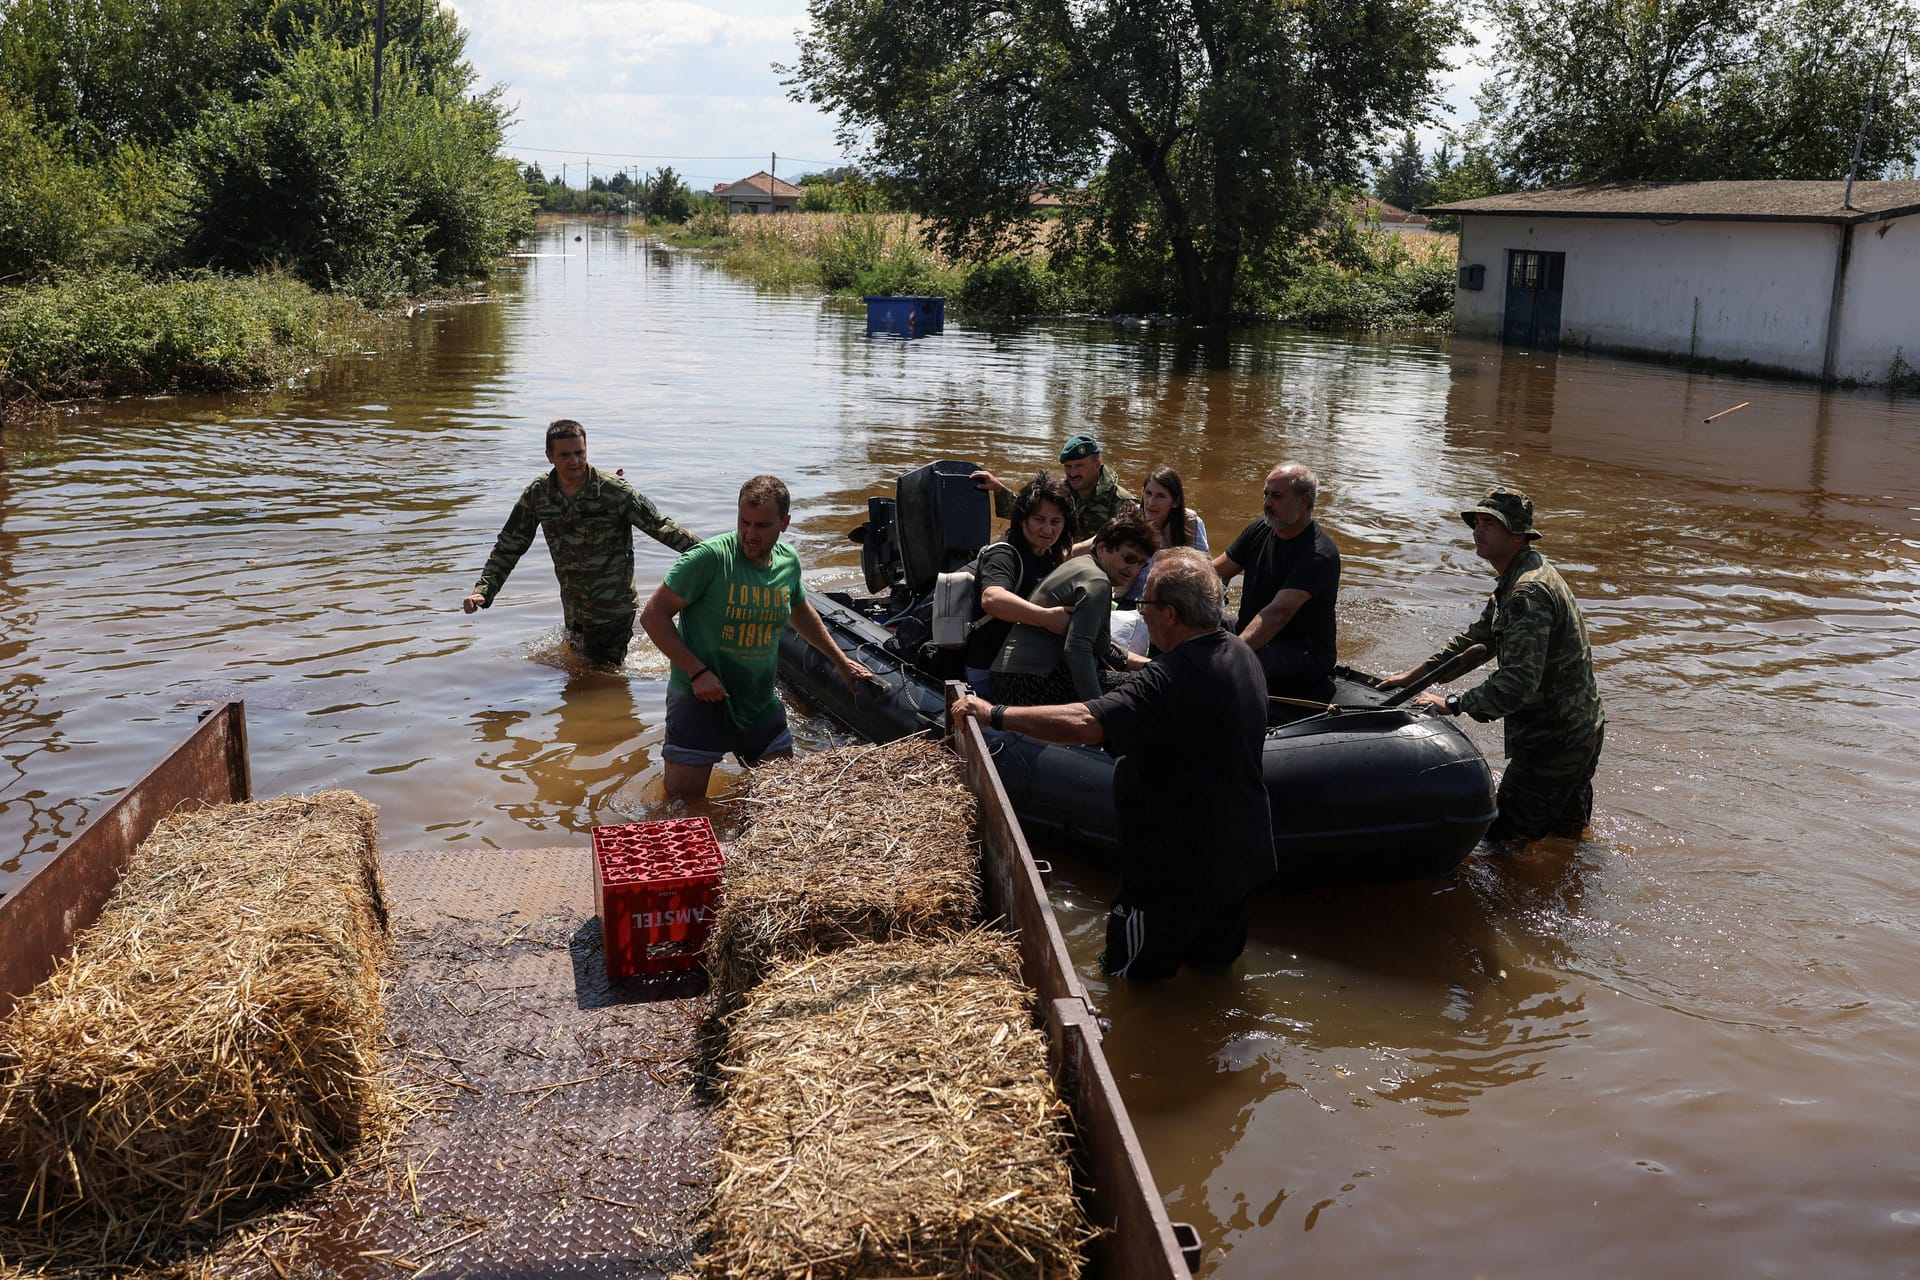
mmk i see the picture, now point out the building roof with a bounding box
[1424,180,1920,225]
[713,171,803,198]
[1354,198,1431,228]
[1025,184,1091,208]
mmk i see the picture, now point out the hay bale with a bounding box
[706,738,979,1007]
[702,931,1088,1279]
[0,790,389,1229]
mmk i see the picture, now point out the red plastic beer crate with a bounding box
[592,817,724,978]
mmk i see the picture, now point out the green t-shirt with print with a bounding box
[664,533,802,730]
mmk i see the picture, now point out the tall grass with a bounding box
[0,270,372,403]
[1265,229,1459,331]
[660,209,1458,330]
[656,212,964,298]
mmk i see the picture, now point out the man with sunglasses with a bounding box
[462,419,699,665]
[1213,461,1341,703]
[955,547,1273,980]
[1379,486,1605,844]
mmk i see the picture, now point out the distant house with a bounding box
[1355,198,1432,235]
[713,172,801,215]
[1425,180,1920,385]
[1025,185,1089,211]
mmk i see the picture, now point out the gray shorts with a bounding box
[662,686,793,767]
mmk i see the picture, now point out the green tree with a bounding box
[1476,0,1920,186]
[0,92,106,278]
[261,0,474,101]
[643,166,693,222]
[786,0,1459,325]
[0,0,275,157]
[177,43,527,299]
[1422,131,1504,227]
[798,166,888,213]
[1374,130,1435,210]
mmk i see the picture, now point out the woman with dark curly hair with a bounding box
[962,472,1075,698]
[991,512,1159,706]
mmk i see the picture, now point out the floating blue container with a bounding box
[864,295,945,338]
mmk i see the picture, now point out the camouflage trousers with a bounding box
[1487,723,1605,843]
[565,613,635,666]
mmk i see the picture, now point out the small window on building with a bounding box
[1507,250,1565,291]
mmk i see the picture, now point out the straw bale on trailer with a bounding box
[707,738,980,1007]
[702,931,1088,1279]
[0,790,390,1229]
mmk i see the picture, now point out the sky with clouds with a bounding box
[448,0,1490,192]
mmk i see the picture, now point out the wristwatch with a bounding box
[1445,692,1462,716]
[989,704,1007,731]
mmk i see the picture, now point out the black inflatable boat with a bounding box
[778,462,1497,888]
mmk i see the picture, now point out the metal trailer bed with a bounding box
[0,699,1198,1277]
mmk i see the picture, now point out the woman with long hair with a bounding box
[1111,466,1211,657]
[1126,466,1209,602]
[962,472,1076,698]
[991,512,1159,706]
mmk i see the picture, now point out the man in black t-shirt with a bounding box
[1213,461,1341,702]
[953,548,1274,980]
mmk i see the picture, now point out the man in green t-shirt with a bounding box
[640,475,874,802]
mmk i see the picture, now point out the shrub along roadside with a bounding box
[0,271,374,405]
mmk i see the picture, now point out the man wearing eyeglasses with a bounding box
[462,419,699,665]
[1213,461,1341,703]
[955,547,1274,980]
[1378,486,1605,844]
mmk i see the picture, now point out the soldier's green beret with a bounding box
[1059,433,1102,462]
[1461,485,1542,540]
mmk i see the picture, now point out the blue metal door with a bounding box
[1502,250,1565,349]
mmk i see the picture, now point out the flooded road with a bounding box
[4,222,1918,1276]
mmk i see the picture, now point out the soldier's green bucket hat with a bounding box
[1461,485,1542,540]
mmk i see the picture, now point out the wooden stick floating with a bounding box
[1704,400,1751,423]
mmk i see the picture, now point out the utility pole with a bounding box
[770,152,777,215]
[372,0,387,120]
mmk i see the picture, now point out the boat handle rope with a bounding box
[1268,694,1370,717]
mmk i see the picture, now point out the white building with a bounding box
[1427,181,1920,386]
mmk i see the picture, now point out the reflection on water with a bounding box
[4,223,1920,1277]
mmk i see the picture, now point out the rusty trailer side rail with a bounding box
[944,682,1198,1278]
[0,702,250,1018]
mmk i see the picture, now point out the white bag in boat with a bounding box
[931,566,978,649]
[932,541,1018,650]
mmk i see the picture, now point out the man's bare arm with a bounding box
[1240,587,1309,651]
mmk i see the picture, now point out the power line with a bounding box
[503,143,853,166]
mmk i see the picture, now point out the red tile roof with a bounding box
[713,171,803,198]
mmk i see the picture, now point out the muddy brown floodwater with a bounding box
[3,222,1917,1277]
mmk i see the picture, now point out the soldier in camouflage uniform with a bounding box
[973,432,1134,545]
[1380,486,1606,843]
[462,420,699,665]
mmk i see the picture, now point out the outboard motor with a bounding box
[855,496,902,595]
[893,460,991,593]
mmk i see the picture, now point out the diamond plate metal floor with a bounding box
[207,847,713,1279]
